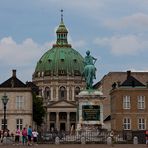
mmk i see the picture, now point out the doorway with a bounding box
[50,123,55,131]
[60,123,65,131]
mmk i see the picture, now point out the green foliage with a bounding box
[33,93,46,126]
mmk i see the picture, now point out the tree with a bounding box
[33,93,46,127]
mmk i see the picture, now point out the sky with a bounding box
[0,0,148,84]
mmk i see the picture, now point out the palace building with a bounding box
[32,13,86,131]
[110,71,148,142]
[0,70,32,131]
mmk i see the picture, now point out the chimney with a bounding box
[127,70,131,78]
[12,69,16,77]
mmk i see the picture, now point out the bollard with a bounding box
[107,137,112,146]
[133,136,138,144]
[55,136,60,145]
[81,136,86,144]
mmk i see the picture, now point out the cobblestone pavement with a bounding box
[0,144,147,148]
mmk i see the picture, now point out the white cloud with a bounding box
[42,0,104,10]
[68,37,86,49]
[0,36,86,67]
[129,68,148,72]
[94,35,148,55]
[0,37,48,66]
[104,13,148,30]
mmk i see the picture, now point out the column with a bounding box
[100,102,103,125]
[47,112,50,131]
[72,87,75,101]
[50,87,53,101]
[67,87,69,101]
[56,86,59,101]
[42,87,44,97]
[56,112,59,131]
[67,112,70,131]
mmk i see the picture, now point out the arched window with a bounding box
[39,89,42,97]
[75,87,80,95]
[59,86,66,100]
[44,87,50,99]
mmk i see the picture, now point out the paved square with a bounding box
[0,144,147,148]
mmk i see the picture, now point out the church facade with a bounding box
[32,15,86,131]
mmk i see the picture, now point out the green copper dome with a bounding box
[34,15,84,77]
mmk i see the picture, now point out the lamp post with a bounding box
[1,93,9,132]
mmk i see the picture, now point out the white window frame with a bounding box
[123,96,131,109]
[137,96,145,109]
[138,118,145,130]
[16,118,23,130]
[16,96,24,110]
[123,118,131,130]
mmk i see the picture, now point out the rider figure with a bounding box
[84,50,97,79]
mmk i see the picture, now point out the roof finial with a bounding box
[60,9,63,22]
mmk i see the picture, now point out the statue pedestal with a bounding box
[76,89,105,132]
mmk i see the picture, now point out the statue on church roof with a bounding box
[83,50,97,89]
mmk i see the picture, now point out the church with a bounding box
[32,13,86,131]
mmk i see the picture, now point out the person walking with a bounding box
[27,125,32,146]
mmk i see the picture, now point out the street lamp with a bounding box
[1,93,9,132]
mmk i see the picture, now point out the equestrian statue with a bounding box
[83,50,97,89]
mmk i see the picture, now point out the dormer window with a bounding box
[48,59,51,63]
[74,59,77,63]
[75,87,80,95]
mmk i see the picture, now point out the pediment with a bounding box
[47,100,76,108]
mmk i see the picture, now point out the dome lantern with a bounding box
[53,10,71,48]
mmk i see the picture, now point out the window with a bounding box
[138,118,145,130]
[16,96,24,109]
[1,119,7,130]
[59,86,66,100]
[39,89,42,96]
[44,87,50,99]
[75,87,80,95]
[16,119,23,130]
[138,96,145,109]
[123,118,131,130]
[123,96,131,109]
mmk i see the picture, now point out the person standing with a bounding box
[22,127,27,145]
[110,130,115,147]
[15,128,20,145]
[145,130,148,146]
[27,126,32,146]
[32,129,38,145]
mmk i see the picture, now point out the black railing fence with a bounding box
[39,130,109,144]
[38,130,146,144]
[0,130,146,144]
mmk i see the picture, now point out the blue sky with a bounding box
[0,0,148,84]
